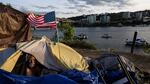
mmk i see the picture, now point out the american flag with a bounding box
[27,11,57,28]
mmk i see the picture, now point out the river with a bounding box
[32,26,150,54]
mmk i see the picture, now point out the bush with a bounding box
[61,40,97,50]
[143,43,150,54]
[58,22,75,41]
[58,22,96,50]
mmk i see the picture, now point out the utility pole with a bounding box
[131,31,138,53]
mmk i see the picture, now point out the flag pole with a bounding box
[57,21,62,64]
[56,23,59,42]
[54,11,59,43]
[55,15,61,59]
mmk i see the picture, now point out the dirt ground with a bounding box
[75,48,150,74]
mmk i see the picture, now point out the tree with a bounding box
[58,22,75,41]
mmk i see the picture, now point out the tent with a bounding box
[0,47,16,66]
[0,43,140,83]
[0,3,32,47]
[0,36,89,73]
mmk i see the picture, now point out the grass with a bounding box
[143,43,150,54]
[61,40,97,50]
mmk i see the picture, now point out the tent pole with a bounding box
[117,55,136,84]
[92,62,107,84]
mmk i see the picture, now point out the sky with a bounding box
[1,0,150,18]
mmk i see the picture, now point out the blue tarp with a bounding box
[104,70,125,83]
[0,69,77,84]
[61,69,101,84]
[0,68,137,84]
[0,69,101,84]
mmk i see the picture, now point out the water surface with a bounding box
[32,27,150,54]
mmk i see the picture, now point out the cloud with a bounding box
[66,4,90,14]
[57,11,78,15]
[66,0,131,15]
[67,0,79,4]
[67,0,131,7]
[67,6,76,9]
[77,8,87,12]
[67,5,89,10]
[76,4,89,8]
[32,5,57,9]
[19,6,29,13]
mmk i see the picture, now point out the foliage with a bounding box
[58,22,96,50]
[58,22,75,41]
[143,43,150,54]
[61,40,97,50]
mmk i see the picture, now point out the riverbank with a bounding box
[76,48,150,83]
[74,24,150,28]
[74,48,150,74]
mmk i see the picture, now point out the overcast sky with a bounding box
[1,0,150,18]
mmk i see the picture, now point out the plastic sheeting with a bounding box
[61,69,100,84]
[0,69,77,84]
[0,69,100,84]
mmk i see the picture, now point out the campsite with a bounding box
[0,3,150,84]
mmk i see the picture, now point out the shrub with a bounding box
[143,43,150,54]
[61,40,97,50]
[58,22,75,41]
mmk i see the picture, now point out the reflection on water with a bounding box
[32,27,150,54]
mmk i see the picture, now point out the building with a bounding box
[100,14,110,24]
[135,12,143,21]
[87,14,96,24]
[122,12,131,19]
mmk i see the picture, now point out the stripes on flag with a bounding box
[36,21,57,28]
[27,11,56,28]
